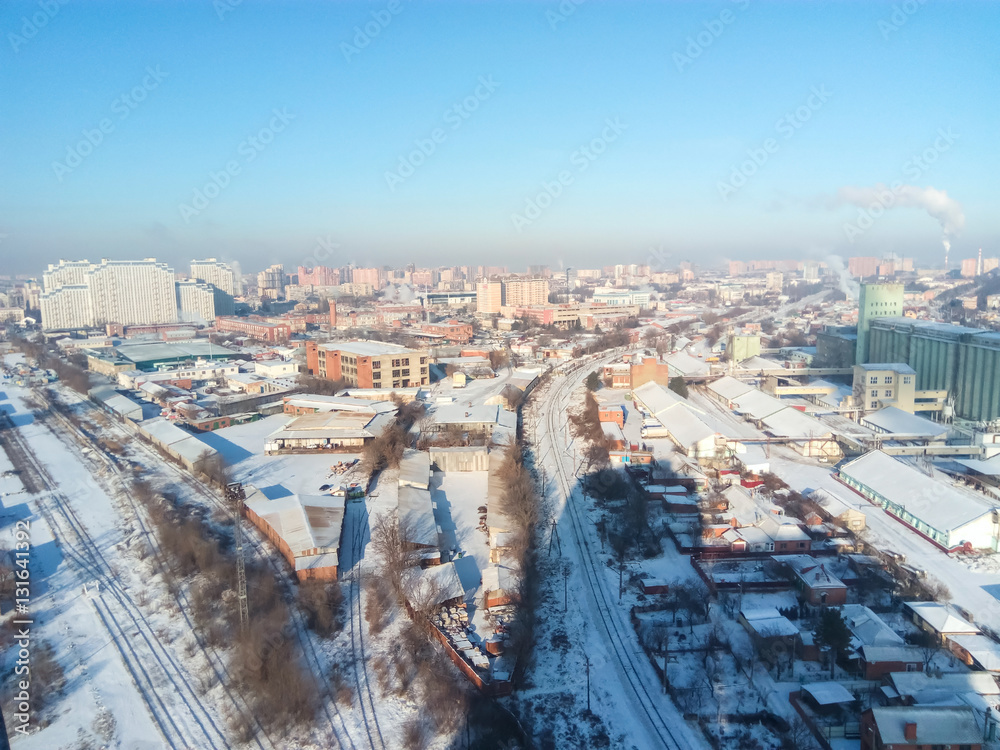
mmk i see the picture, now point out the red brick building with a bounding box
[598,404,625,428]
[306,340,429,389]
[629,357,671,389]
[860,706,981,750]
[215,316,291,343]
[421,320,474,343]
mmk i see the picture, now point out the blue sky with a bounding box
[1,0,997,275]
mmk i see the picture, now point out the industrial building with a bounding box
[264,409,396,454]
[856,282,904,364]
[839,451,1000,551]
[306,340,429,389]
[244,487,345,581]
[867,318,1000,423]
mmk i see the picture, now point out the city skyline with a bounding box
[3,1,999,274]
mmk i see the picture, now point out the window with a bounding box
[905,662,919,672]
[420,357,427,364]
[372,361,380,369]
[869,376,878,384]
[883,376,893,384]
[392,369,400,378]
[884,390,893,397]
[871,389,878,397]
[903,375,912,384]
[871,401,878,409]
[402,368,409,376]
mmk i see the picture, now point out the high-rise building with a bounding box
[40,259,177,330]
[176,280,233,321]
[190,258,238,296]
[257,264,285,299]
[351,267,382,288]
[856,283,904,364]
[848,257,880,279]
[476,280,503,314]
[298,265,340,286]
[502,277,549,306]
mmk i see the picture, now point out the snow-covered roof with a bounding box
[862,406,950,438]
[859,644,923,663]
[736,356,786,371]
[740,607,798,637]
[887,670,1000,699]
[267,410,394,441]
[904,601,981,636]
[760,407,830,439]
[954,455,1000,477]
[482,564,519,594]
[802,682,855,706]
[810,488,865,519]
[283,394,397,414]
[664,351,710,377]
[841,451,998,536]
[245,488,345,560]
[407,561,467,607]
[707,375,754,401]
[948,633,1000,671]
[398,449,431,489]
[398,485,438,548]
[869,706,981,745]
[731,389,786,421]
[841,604,903,647]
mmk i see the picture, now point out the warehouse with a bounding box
[244,487,345,581]
[264,409,395,454]
[839,450,1000,551]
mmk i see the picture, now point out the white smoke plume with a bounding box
[825,254,859,300]
[835,184,964,258]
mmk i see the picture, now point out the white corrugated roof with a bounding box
[862,406,949,438]
[707,375,754,401]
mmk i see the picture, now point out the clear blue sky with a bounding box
[1,0,997,275]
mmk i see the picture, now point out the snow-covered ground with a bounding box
[520,353,711,750]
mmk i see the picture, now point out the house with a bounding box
[948,633,1000,672]
[885,671,1000,707]
[810,488,867,532]
[904,601,980,643]
[757,515,812,553]
[860,706,983,750]
[738,607,799,650]
[781,557,847,605]
[858,645,924,680]
[264,409,396,454]
[600,421,628,450]
[482,564,519,608]
[398,486,441,565]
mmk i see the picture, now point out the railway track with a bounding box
[0,410,229,750]
[345,501,385,750]
[41,388,366,750]
[34,399,279,750]
[533,354,693,750]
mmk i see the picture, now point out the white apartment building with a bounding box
[592,287,652,307]
[176,281,220,322]
[40,259,178,330]
[190,258,239,296]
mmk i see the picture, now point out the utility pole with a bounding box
[226,482,249,632]
[584,653,592,713]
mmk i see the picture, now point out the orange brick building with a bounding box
[629,357,671,389]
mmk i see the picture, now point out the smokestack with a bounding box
[944,240,951,269]
[978,247,983,277]
[904,722,917,741]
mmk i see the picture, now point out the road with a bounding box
[528,352,707,750]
